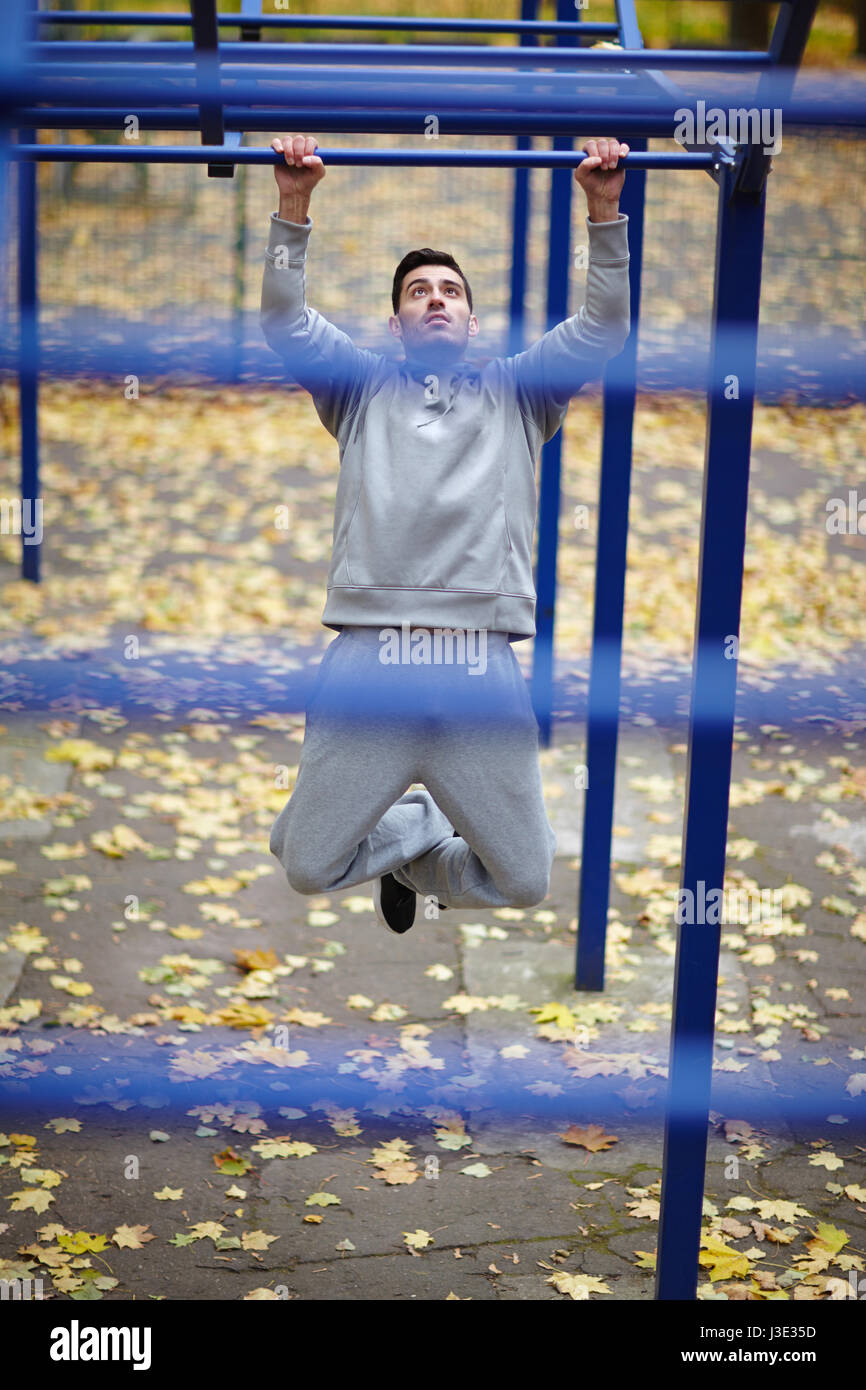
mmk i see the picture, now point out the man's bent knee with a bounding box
[505,869,551,909]
[284,863,332,896]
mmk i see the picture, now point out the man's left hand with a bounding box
[574,138,628,222]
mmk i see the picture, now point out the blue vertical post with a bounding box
[530,0,579,744]
[230,0,262,381]
[575,141,646,990]
[18,130,39,583]
[507,0,536,355]
[655,156,767,1300]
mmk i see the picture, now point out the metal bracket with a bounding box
[732,140,774,198]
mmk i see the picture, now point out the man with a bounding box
[262,133,630,933]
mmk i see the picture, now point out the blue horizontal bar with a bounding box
[1,1031,864,1127]
[9,143,718,170]
[0,633,863,732]
[4,313,863,403]
[35,10,621,37]
[10,69,865,126]
[18,66,644,101]
[10,107,689,138]
[28,41,775,70]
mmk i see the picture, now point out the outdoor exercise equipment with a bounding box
[1,0,860,1300]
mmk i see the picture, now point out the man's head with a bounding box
[389,248,478,369]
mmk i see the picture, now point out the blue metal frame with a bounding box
[656,154,768,1301]
[2,0,854,1304]
[529,0,580,745]
[576,137,647,990]
[17,128,38,584]
[507,0,537,358]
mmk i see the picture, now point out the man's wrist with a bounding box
[586,201,621,224]
[277,195,311,225]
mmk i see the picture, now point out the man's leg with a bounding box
[390,635,556,909]
[270,629,454,896]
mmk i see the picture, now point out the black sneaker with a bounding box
[374,872,416,934]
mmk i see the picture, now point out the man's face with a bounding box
[388,263,479,367]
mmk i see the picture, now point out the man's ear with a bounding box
[467,314,480,339]
[388,314,403,341]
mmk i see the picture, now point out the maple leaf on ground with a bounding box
[8,1189,54,1213]
[633,1250,657,1270]
[233,948,280,973]
[213,1147,252,1176]
[754,1199,812,1223]
[373,1161,419,1186]
[244,1288,284,1300]
[18,1244,70,1268]
[560,1124,619,1152]
[281,1008,333,1028]
[530,1001,577,1030]
[241,1231,279,1251]
[698,1235,751,1283]
[796,1222,850,1274]
[53,1272,85,1294]
[44,1117,81,1134]
[57,1231,109,1254]
[722,1119,754,1143]
[188,1222,227,1242]
[460,1163,492,1178]
[545,1270,612,1300]
[211,1003,274,1029]
[403,1229,433,1252]
[19,1168,62,1189]
[154,1187,183,1201]
[251,1139,317,1159]
[718,1217,753,1240]
[230,1115,267,1136]
[305,1192,341,1207]
[628,1198,660,1221]
[809,1151,844,1171]
[168,1050,226,1080]
[112,1225,155,1250]
[434,1127,472,1151]
[750,1221,798,1244]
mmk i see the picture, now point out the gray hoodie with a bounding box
[261,211,630,641]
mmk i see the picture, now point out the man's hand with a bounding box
[574,138,628,223]
[271,134,325,224]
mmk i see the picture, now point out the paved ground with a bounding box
[1,665,864,1303]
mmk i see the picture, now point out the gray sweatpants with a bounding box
[269,625,556,909]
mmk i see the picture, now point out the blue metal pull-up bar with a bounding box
[27,40,776,70]
[8,144,718,171]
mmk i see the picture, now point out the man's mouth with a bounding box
[426,313,450,324]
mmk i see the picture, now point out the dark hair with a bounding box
[391,248,473,314]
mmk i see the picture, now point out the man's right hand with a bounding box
[271,134,325,223]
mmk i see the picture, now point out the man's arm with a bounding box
[260,134,377,437]
[506,137,631,442]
